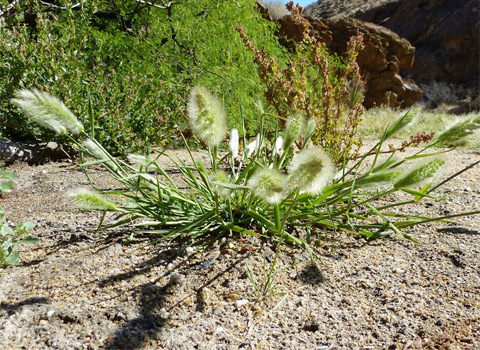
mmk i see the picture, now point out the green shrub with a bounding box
[1,0,286,154]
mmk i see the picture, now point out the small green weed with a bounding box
[245,244,286,302]
[0,168,16,194]
[0,168,38,267]
[0,214,37,267]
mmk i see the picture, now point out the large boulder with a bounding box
[267,6,423,108]
[306,0,480,94]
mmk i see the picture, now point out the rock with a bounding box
[235,299,249,308]
[272,12,423,108]
[306,0,480,102]
[169,274,185,285]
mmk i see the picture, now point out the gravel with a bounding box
[1,146,479,349]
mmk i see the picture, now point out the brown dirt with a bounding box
[1,146,479,349]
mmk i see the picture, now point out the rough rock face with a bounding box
[306,0,480,92]
[273,12,423,108]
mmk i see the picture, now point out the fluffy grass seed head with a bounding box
[187,86,227,147]
[127,154,157,171]
[248,168,288,204]
[284,113,306,149]
[245,139,257,158]
[68,188,117,211]
[433,114,480,148]
[355,169,403,188]
[229,128,239,159]
[11,89,84,135]
[394,158,445,189]
[305,118,316,140]
[384,110,419,139]
[273,136,284,156]
[289,147,334,195]
[83,139,118,170]
[210,170,232,199]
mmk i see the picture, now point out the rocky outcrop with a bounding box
[0,138,76,165]
[306,0,480,95]
[272,12,423,108]
[321,18,423,108]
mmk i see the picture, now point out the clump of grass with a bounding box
[360,108,480,149]
[12,87,480,254]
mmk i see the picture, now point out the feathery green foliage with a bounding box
[1,0,285,154]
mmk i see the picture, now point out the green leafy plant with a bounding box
[0,168,16,194]
[0,214,37,267]
[0,167,38,267]
[238,3,366,164]
[11,88,480,256]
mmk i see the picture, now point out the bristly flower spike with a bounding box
[11,89,84,135]
[245,139,257,158]
[355,169,403,188]
[432,114,480,148]
[210,170,232,199]
[127,154,159,172]
[229,129,239,159]
[394,158,445,189]
[289,147,334,195]
[67,188,117,211]
[303,118,316,148]
[247,168,288,204]
[273,136,284,156]
[83,139,118,171]
[283,113,306,149]
[384,110,419,139]
[187,86,227,147]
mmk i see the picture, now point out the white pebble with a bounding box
[47,310,55,318]
[235,299,249,308]
[167,263,174,270]
[185,247,195,256]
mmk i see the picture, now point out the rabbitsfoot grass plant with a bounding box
[11,88,480,255]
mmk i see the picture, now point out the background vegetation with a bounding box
[1,0,288,154]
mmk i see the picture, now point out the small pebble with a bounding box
[47,310,55,318]
[169,274,185,285]
[235,299,249,308]
[167,263,174,270]
[185,247,195,256]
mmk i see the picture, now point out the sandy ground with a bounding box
[0,146,479,350]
